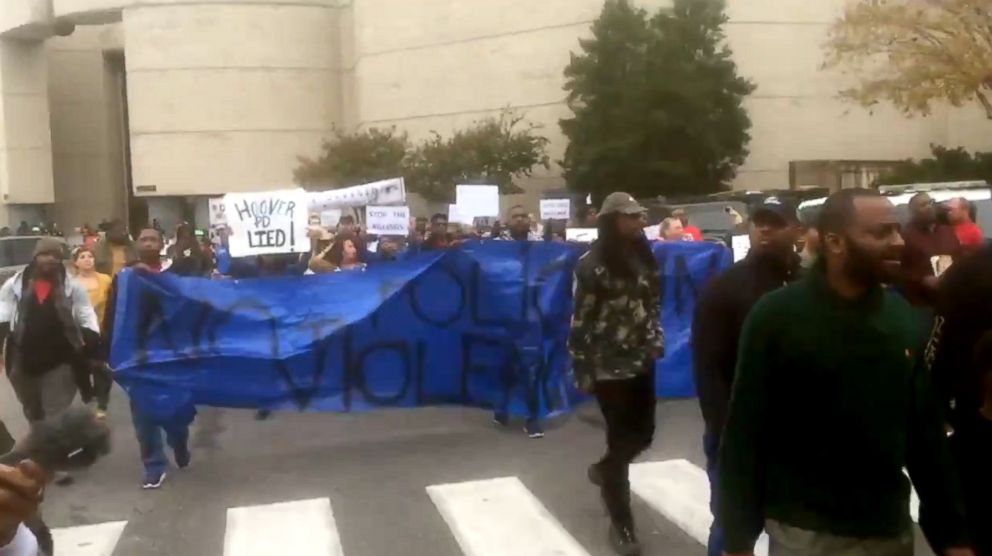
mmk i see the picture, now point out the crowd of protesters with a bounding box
[685,192,989,556]
[0,189,989,556]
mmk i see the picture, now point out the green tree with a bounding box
[825,0,992,120]
[405,110,550,202]
[294,112,549,203]
[559,0,754,202]
[877,145,992,185]
[294,127,409,190]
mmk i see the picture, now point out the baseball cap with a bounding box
[751,196,798,224]
[599,192,647,216]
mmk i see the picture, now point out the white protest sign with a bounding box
[208,197,228,228]
[540,199,571,221]
[448,204,474,226]
[566,228,598,243]
[455,185,500,218]
[320,209,342,228]
[224,189,311,257]
[643,225,660,240]
[308,177,406,211]
[731,234,751,262]
[365,205,410,236]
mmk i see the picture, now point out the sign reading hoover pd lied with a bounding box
[225,189,311,257]
[365,205,410,236]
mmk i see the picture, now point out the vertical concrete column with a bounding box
[0,39,55,207]
[123,2,340,198]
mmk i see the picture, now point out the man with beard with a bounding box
[692,197,801,556]
[0,239,101,424]
[719,189,974,556]
[494,205,544,438]
[499,205,541,241]
[93,220,136,276]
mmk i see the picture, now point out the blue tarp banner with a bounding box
[110,241,732,420]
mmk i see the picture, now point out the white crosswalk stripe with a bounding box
[48,459,927,555]
[629,459,770,556]
[223,498,344,556]
[51,521,128,556]
[427,476,590,556]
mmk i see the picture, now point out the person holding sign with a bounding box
[325,234,367,273]
[570,192,663,556]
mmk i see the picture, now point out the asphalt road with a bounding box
[1,381,936,556]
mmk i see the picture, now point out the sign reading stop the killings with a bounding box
[365,205,410,236]
[224,189,311,257]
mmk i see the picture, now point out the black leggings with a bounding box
[594,367,657,525]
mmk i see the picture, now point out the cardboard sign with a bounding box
[455,185,500,218]
[473,216,497,229]
[366,205,410,236]
[224,189,311,257]
[540,199,571,221]
[566,228,598,243]
[308,177,406,211]
[448,204,474,226]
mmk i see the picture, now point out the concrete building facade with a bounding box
[1,0,990,231]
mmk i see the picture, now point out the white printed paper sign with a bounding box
[225,189,311,257]
[320,209,342,228]
[365,205,410,236]
[455,185,500,218]
[731,234,751,262]
[208,197,228,228]
[540,199,571,221]
[566,228,598,243]
[448,204,474,226]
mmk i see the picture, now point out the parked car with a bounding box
[0,236,71,285]
[797,181,992,233]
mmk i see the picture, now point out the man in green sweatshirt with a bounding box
[718,189,974,556]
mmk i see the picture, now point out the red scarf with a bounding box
[33,280,53,304]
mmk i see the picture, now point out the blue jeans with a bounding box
[131,400,191,476]
[495,345,542,427]
[704,433,724,556]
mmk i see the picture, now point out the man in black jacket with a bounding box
[927,241,992,427]
[692,197,800,556]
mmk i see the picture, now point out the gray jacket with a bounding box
[0,267,100,352]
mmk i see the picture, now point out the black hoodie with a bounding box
[691,251,799,444]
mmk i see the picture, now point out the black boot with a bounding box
[608,521,641,556]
